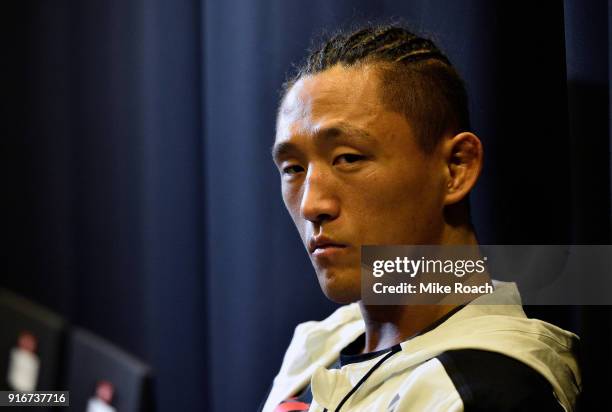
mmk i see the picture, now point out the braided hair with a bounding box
[282,24,471,153]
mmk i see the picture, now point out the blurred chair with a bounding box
[65,328,154,412]
[0,288,66,392]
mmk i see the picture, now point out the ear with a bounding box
[442,132,483,205]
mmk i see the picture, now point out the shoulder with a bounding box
[436,349,563,412]
[260,304,364,412]
[286,303,363,359]
[285,303,364,360]
[295,302,362,332]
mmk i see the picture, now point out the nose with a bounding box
[300,166,340,225]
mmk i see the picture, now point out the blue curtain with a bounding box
[2,1,610,411]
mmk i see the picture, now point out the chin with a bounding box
[316,269,361,304]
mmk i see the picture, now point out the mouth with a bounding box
[309,237,348,258]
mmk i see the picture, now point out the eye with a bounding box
[282,164,304,175]
[334,153,366,165]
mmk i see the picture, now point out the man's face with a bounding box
[273,64,448,303]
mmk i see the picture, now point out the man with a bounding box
[262,24,580,412]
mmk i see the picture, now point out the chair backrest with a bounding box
[0,288,66,392]
[66,328,154,412]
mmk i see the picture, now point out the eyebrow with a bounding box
[271,123,375,163]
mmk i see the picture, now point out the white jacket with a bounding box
[262,281,581,412]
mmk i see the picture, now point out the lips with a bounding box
[308,236,347,256]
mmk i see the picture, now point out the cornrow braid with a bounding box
[282,23,470,153]
[294,25,449,77]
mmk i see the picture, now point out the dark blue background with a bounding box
[1,1,610,411]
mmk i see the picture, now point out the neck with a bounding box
[357,303,459,353]
[358,224,478,353]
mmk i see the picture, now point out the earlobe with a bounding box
[444,132,483,205]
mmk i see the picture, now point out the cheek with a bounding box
[363,168,429,206]
[347,168,443,240]
[282,182,300,210]
[282,184,306,233]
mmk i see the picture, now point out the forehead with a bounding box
[276,64,386,142]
